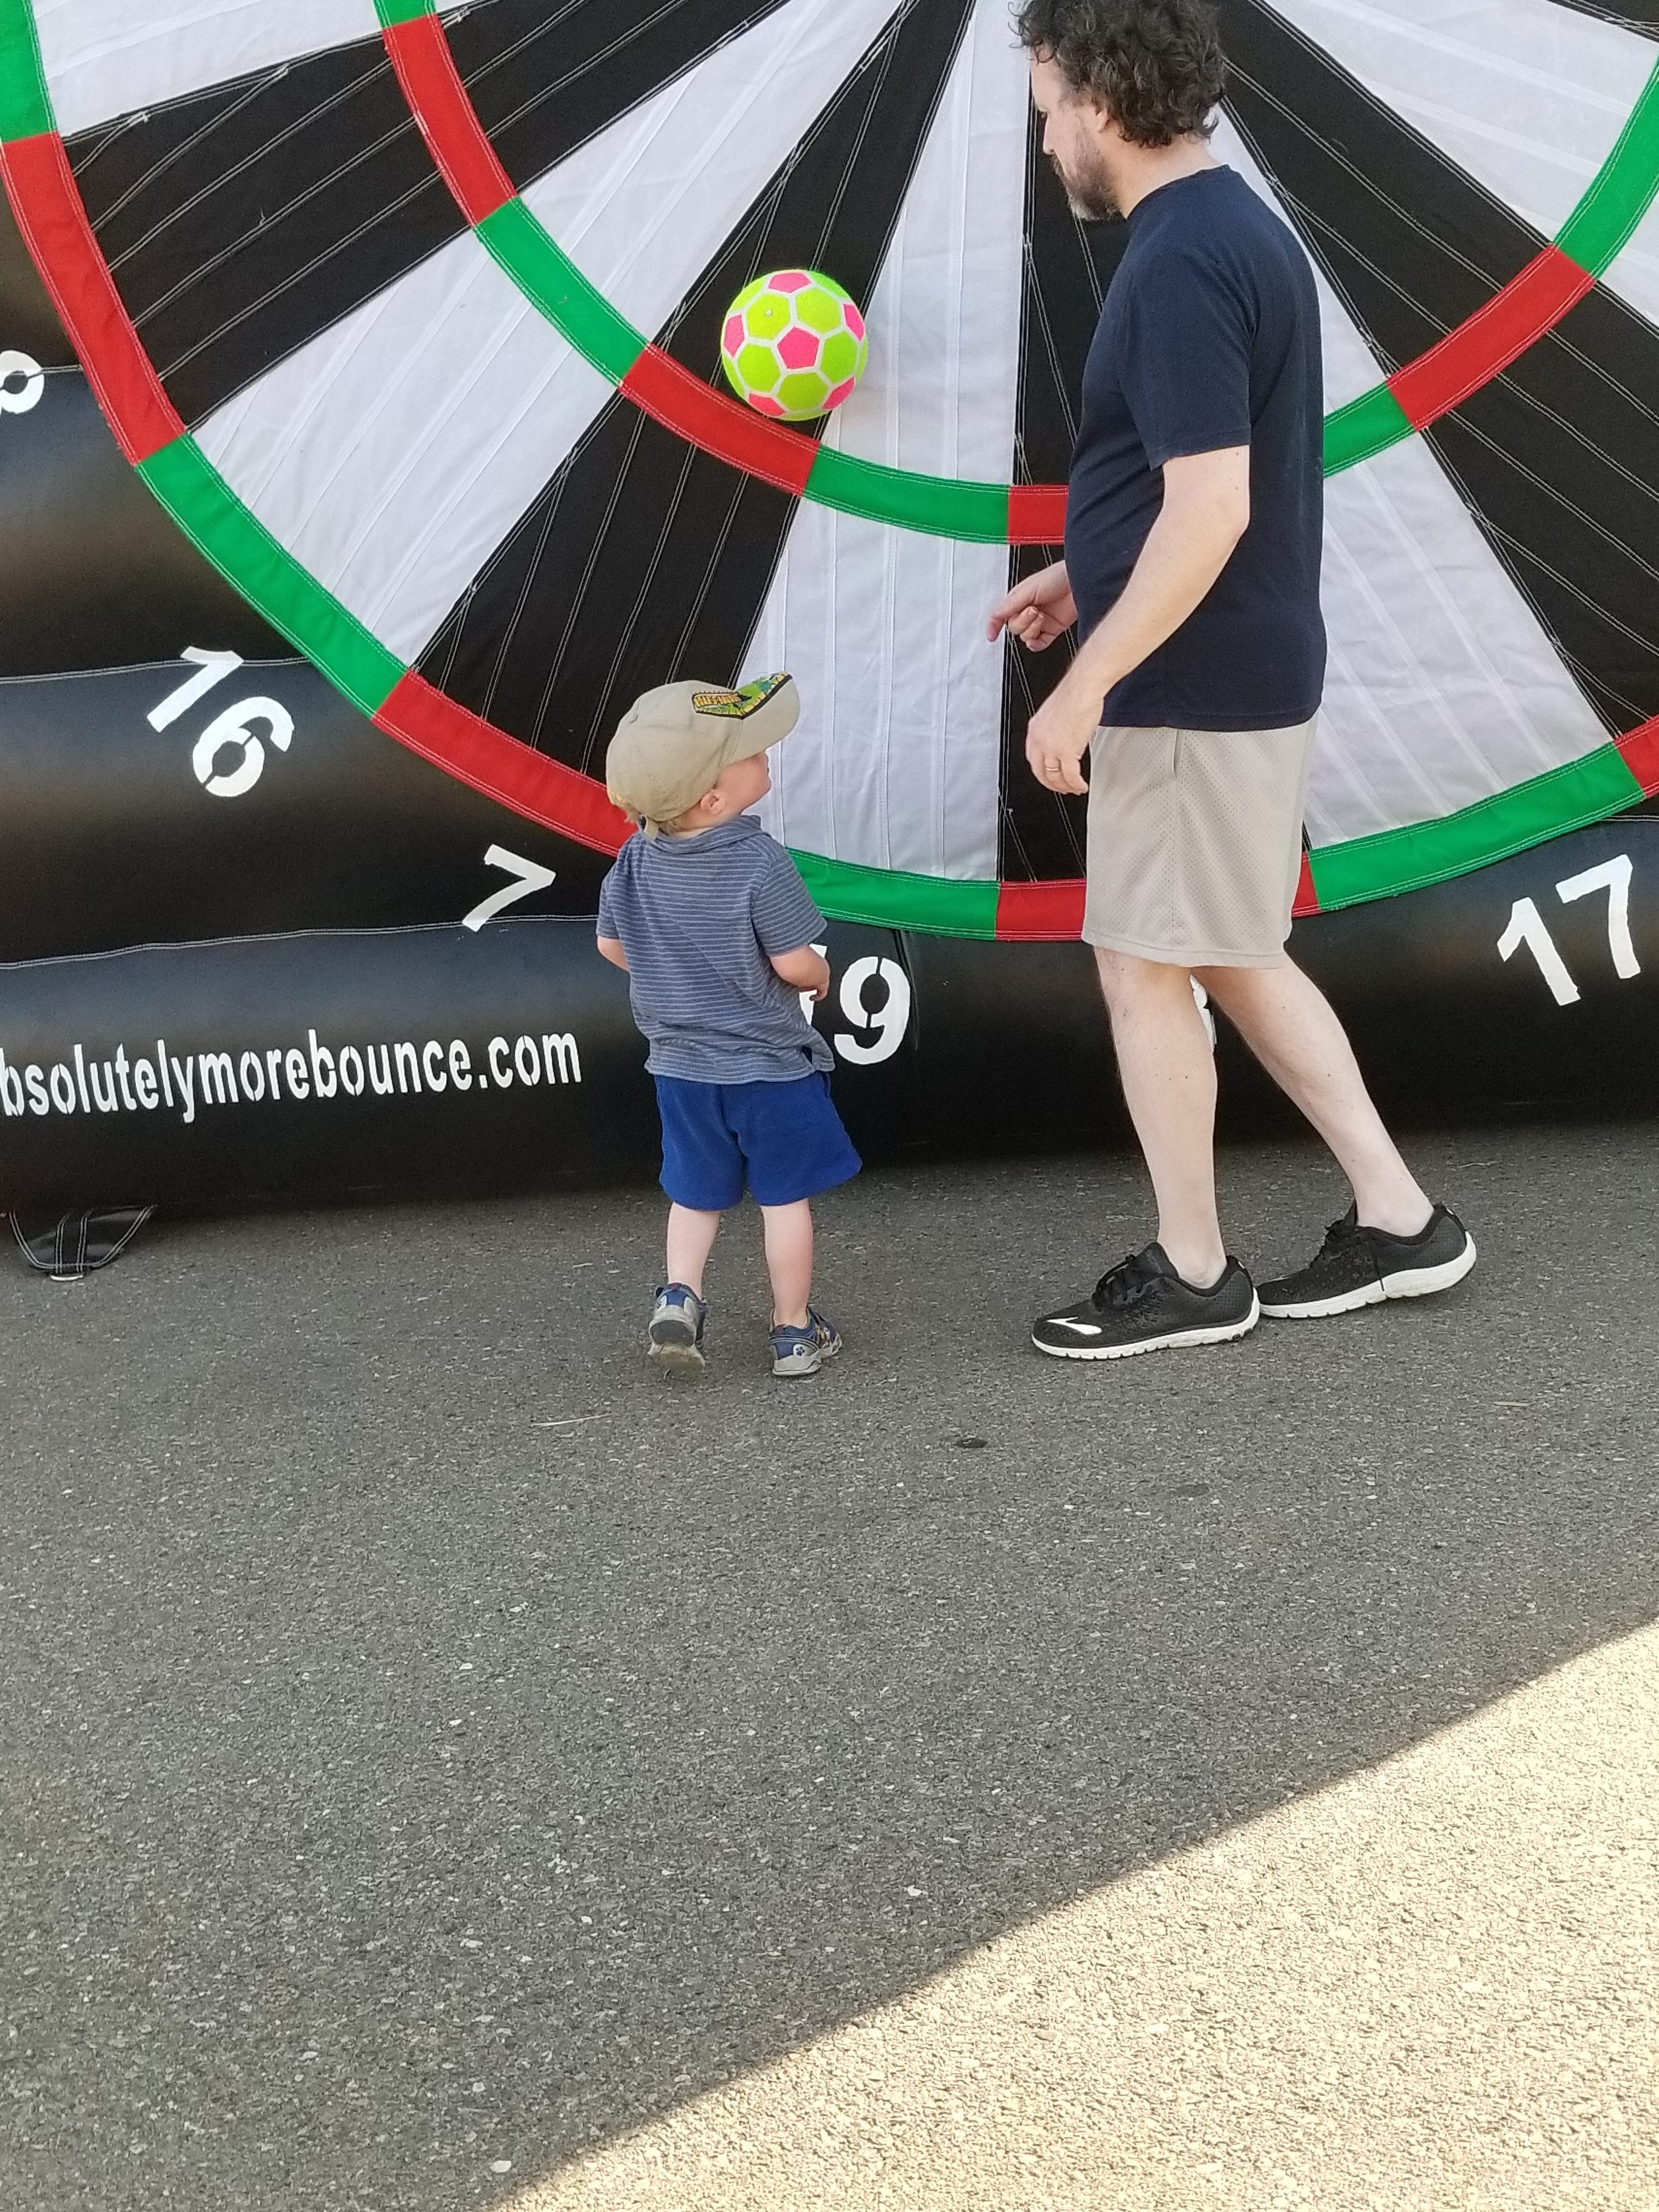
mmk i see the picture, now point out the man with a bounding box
[990,0,1474,1361]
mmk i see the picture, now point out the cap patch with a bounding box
[690,674,791,720]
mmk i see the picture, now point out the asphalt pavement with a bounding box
[3,1120,1656,2210]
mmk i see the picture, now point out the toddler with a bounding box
[596,675,860,1378]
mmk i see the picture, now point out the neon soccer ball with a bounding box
[719,269,870,422]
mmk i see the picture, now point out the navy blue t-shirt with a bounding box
[1064,166,1326,731]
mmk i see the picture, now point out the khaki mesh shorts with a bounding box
[1082,718,1317,969]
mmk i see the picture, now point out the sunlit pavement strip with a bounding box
[520,1624,1659,2212]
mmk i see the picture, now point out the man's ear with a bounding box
[1088,93,1125,149]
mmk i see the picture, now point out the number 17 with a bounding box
[1498,853,1639,1007]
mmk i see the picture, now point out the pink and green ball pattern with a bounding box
[719,269,870,422]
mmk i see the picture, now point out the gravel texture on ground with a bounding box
[2,1122,1655,2210]
[529,1619,1659,2211]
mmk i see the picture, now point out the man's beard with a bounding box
[1051,149,1121,224]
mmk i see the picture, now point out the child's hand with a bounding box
[770,943,831,1000]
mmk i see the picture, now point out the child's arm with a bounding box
[597,935,629,973]
[770,942,830,1002]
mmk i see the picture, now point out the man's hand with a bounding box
[1019,448,1251,798]
[1025,678,1101,796]
[987,560,1077,652]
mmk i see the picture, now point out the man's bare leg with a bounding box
[1094,947,1227,1287]
[1195,955,1431,1237]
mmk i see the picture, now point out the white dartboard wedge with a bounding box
[749,0,1026,881]
[518,0,907,343]
[194,230,617,665]
[1216,116,1611,848]
[1272,0,1659,329]
[33,0,387,140]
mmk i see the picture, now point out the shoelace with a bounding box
[1314,1213,1363,1263]
[1091,1252,1162,1311]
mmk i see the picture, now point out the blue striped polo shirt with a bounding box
[596,813,836,1084]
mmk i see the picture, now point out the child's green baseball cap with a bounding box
[606,674,799,837]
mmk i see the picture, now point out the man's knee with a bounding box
[1192,954,1292,1007]
[1092,945,1193,1015]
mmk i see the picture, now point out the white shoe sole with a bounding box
[649,1335,706,1375]
[772,1338,841,1379]
[1032,1295,1261,1361]
[1261,1235,1476,1321]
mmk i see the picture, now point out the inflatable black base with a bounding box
[3,816,1658,1217]
[10,1204,151,1276]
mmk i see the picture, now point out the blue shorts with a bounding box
[654,1071,862,1211]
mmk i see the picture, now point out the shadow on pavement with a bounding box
[3,1123,1656,2209]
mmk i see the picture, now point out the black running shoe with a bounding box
[1258,1203,1475,1320]
[1032,1244,1260,1361]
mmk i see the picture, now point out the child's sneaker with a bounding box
[770,1308,842,1379]
[648,1283,707,1374]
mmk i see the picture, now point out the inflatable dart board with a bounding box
[5,0,1659,1223]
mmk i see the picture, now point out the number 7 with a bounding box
[461,845,558,931]
[1555,854,1640,979]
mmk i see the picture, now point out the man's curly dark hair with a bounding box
[1014,0,1226,148]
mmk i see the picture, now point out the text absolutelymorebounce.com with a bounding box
[0,1030,582,1125]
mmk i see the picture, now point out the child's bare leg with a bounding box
[665,1204,721,1295]
[761,1200,813,1329]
